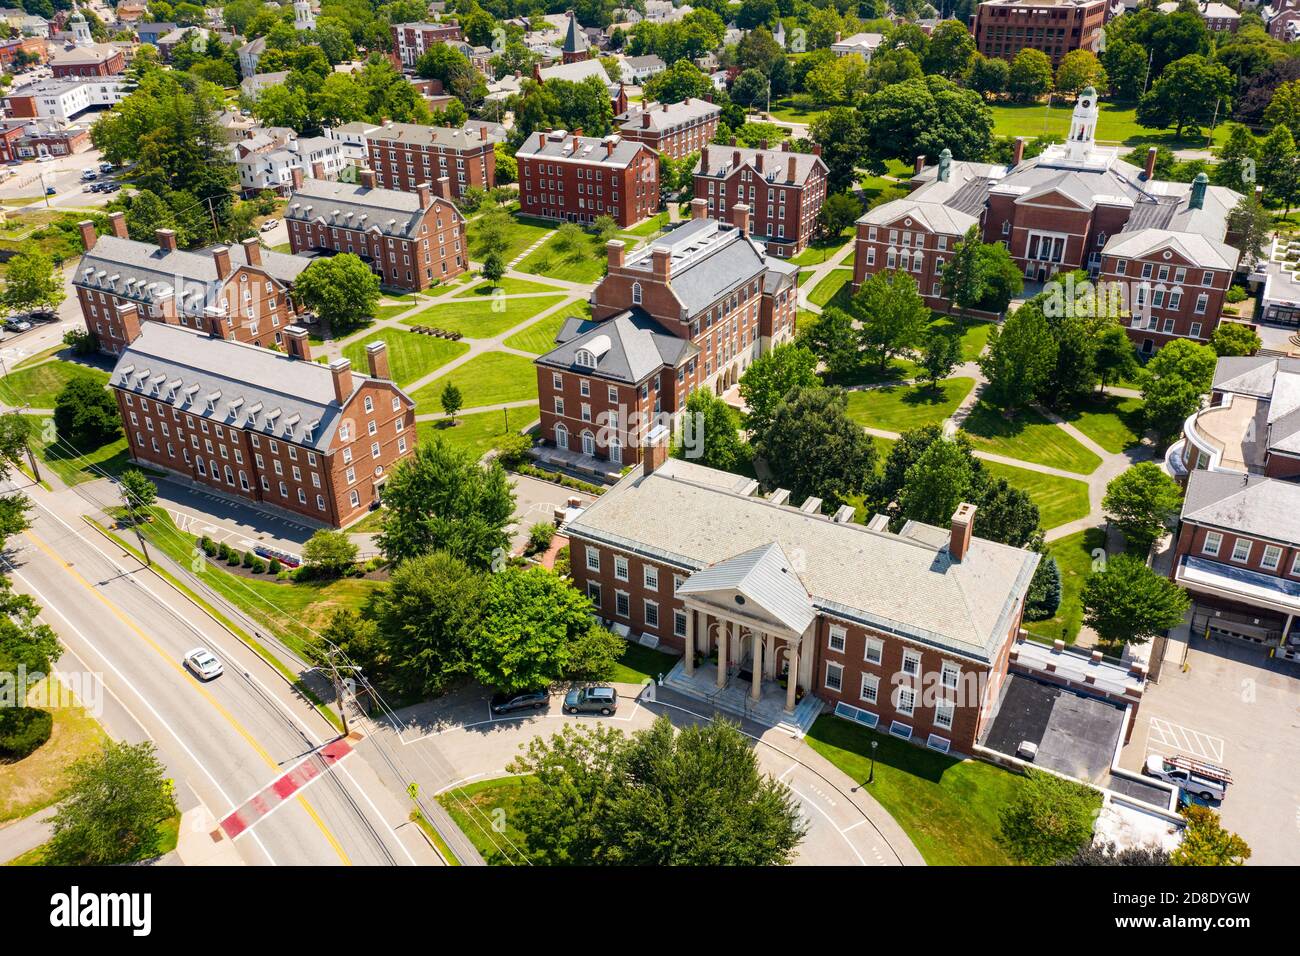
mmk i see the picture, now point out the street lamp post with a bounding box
[867,740,878,784]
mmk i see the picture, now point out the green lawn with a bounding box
[791,232,852,266]
[1025,526,1106,644]
[0,360,108,410]
[503,299,590,355]
[374,301,422,322]
[845,378,975,433]
[517,230,610,283]
[805,715,1027,866]
[437,775,530,866]
[766,97,827,125]
[807,268,853,310]
[825,356,920,388]
[1062,394,1146,454]
[33,420,132,487]
[623,211,670,236]
[928,314,994,362]
[454,276,565,298]
[467,214,551,262]
[404,294,565,340]
[981,460,1091,532]
[961,402,1102,475]
[412,351,539,409]
[987,100,1230,150]
[341,329,469,388]
[417,402,538,458]
[609,643,677,684]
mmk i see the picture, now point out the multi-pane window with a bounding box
[824,662,843,692]
[860,674,879,704]
[901,649,921,677]
[1231,538,1252,563]
[1261,545,1282,571]
[585,547,600,571]
[864,638,882,665]
[614,555,629,581]
[1203,531,1222,557]
[828,626,846,653]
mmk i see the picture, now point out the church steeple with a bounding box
[70,8,93,46]
[1065,86,1099,162]
[294,0,316,31]
[561,10,589,63]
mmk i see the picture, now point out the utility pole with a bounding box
[120,483,150,565]
[20,404,40,483]
[322,647,358,736]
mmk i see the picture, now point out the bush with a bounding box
[62,328,97,356]
[1025,556,1062,621]
[250,557,267,573]
[0,706,53,760]
[217,541,231,560]
[301,528,359,578]
[241,551,254,568]
[227,550,241,566]
[494,431,534,467]
[199,535,216,556]
[1226,285,1248,304]
[269,557,282,574]
[528,522,555,554]
[553,544,570,577]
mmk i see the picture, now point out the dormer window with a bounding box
[631,282,642,304]
[575,349,597,369]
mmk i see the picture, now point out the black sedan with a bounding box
[490,688,550,715]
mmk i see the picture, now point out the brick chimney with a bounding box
[606,239,625,270]
[1012,136,1025,166]
[690,197,707,220]
[436,176,451,200]
[156,228,178,253]
[78,219,97,251]
[787,155,796,181]
[241,236,262,267]
[311,161,325,180]
[108,211,127,238]
[359,167,376,189]
[1144,146,1157,180]
[117,302,142,345]
[949,502,977,562]
[732,148,741,166]
[650,246,671,281]
[605,138,615,157]
[479,124,487,141]
[284,325,311,361]
[755,152,763,172]
[781,141,790,152]
[365,340,390,380]
[914,154,926,175]
[642,111,650,128]
[811,143,822,157]
[732,203,750,236]
[700,145,708,170]
[643,423,669,475]
[329,358,353,404]
[212,245,231,280]
[417,181,432,208]
[291,165,304,190]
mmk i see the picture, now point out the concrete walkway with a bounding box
[0,805,55,864]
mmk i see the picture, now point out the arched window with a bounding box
[581,430,595,456]
[554,423,569,450]
[631,282,642,305]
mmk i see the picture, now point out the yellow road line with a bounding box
[24,527,352,866]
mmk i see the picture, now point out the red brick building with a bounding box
[562,446,1039,749]
[0,121,27,164]
[74,212,311,356]
[48,41,126,77]
[533,58,629,117]
[693,141,829,259]
[533,201,798,470]
[108,322,416,528]
[0,36,48,71]
[391,21,463,68]
[973,0,1107,66]
[617,97,721,161]
[364,119,503,200]
[1265,0,1300,41]
[285,168,467,292]
[516,129,660,228]
[560,10,589,63]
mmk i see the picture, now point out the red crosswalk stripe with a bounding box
[218,736,356,839]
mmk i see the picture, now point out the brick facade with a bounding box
[365,120,498,200]
[973,0,1108,66]
[517,129,660,228]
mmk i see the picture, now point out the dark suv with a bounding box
[490,688,549,715]
[563,685,618,716]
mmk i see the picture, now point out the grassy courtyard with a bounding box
[961,402,1102,475]
[804,715,1027,866]
[981,460,1091,532]
[986,101,1230,150]
[928,314,994,362]
[517,229,610,284]
[503,299,590,355]
[844,378,975,433]
[1025,526,1107,644]
[412,351,539,409]
[417,402,539,459]
[1062,394,1146,454]
[341,329,469,388]
[807,268,853,310]
[404,294,566,340]
[0,359,108,410]
[467,214,552,262]
[456,276,565,297]
[609,643,678,685]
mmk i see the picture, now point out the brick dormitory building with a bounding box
[533,201,798,470]
[616,97,722,161]
[363,119,504,200]
[693,141,829,259]
[972,0,1108,66]
[107,321,416,528]
[515,128,661,228]
[285,167,467,292]
[853,90,1245,353]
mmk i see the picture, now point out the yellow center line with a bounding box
[24,527,352,866]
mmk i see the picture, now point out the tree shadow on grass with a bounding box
[961,400,1033,441]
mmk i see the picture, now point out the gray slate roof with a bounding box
[676,541,817,635]
[1182,469,1300,548]
[538,308,695,384]
[109,323,399,451]
[285,179,459,240]
[365,120,504,150]
[696,144,826,186]
[566,457,1040,661]
[562,12,588,53]
[537,57,618,94]
[621,218,777,316]
[514,130,649,168]
[618,96,719,133]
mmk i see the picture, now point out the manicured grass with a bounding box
[609,643,677,684]
[25,415,133,487]
[790,232,852,266]
[986,100,1229,149]
[467,214,551,262]
[1025,526,1106,644]
[807,268,853,310]
[825,356,920,388]
[805,715,1027,866]
[13,344,66,369]
[517,231,610,283]
[437,775,530,866]
[341,329,469,388]
[1062,394,1146,454]
[928,313,993,362]
[404,294,565,339]
[0,676,108,825]
[981,460,1091,531]
[412,351,539,409]
[623,211,670,236]
[844,378,975,433]
[455,276,564,298]
[132,508,378,659]
[503,299,590,355]
[766,97,827,125]
[961,402,1102,475]
[374,301,422,322]
[417,403,539,459]
[0,359,107,410]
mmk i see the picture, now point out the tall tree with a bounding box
[851,269,929,371]
[754,386,877,509]
[1007,48,1054,102]
[897,437,977,529]
[1170,805,1251,866]
[738,343,821,442]
[1055,49,1107,97]
[292,253,381,336]
[979,302,1057,412]
[1082,553,1191,646]
[1136,54,1233,139]
[1102,463,1184,550]
[675,388,750,473]
[998,769,1100,865]
[1,248,65,314]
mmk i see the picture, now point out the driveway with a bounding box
[1117,623,1300,864]
[359,682,921,866]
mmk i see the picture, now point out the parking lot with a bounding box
[1118,626,1300,864]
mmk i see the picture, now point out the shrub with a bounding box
[241,551,254,568]
[528,522,555,554]
[217,541,231,560]
[250,557,267,573]
[1025,556,1062,621]
[0,706,53,760]
[553,544,570,577]
[494,431,534,467]
[62,328,97,356]
[1226,285,1247,304]
[269,557,282,574]
[227,551,241,566]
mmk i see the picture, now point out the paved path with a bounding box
[0,806,55,864]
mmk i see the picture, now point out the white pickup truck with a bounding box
[1143,754,1232,802]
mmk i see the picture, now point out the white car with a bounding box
[1143,753,1231,802]
[184,647,224,681]
[259,218,279,232]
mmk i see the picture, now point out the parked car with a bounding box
[184,647,224,681]
[1143,753,1232,802]
[44,186,56,195]
[4,318,32,333]
[259,218,279,232]
[99,161,113,173]
[562,685,617,716]
[490,688,550,715]
[103,183,120,193]
[80,168,96,181]
[30,309,56,322]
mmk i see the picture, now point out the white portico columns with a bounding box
[684,607,695,676]
[784,636,799,714]
[764,633,776,679]
[716,618,728,688]
[750,630,762,701]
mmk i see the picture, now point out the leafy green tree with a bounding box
[1094,324,1138,394]
[1211,322,1261,357]
[941,226,1023,317]
[738,343,821,442]
[292,253,381,336]
[997,769,1100,865]
[965,53,1008,98]
[851,269,929,372]
[797,307,859,378]
[46,740,176,865]
[0,413,33,483]
[1141,338,1217,442]
[1263,78,1300,140]
[980,302,1057,412]
[731,68,770,108]
[301,529,359,577]
[118,467,157,516]
[922,20,976,79]
[53,376,121,450]
[468,566,620,692]
[1,247,65,314]
[376,435,515,567]
[1136,54,1233,139]
[1007,48,1054,102]
[1102,463,1184,550]
[440,382,463,424]
[675,387,749,474]
[641,60,713,105]
[1044,314,1099,407]
[807,107,865,192]
[974,477,1042,549]
[1055,49,1107,97]
[754,386,877,509]
[1259,124,1300,216]
[919,329,961,388]
[1213,124,1259,190]
[508,715,805,865]
[1224,194,1271,271]
[123,188,179,242]
[897,437,977,529]
[1100,37,1149,102]
[1082,553,1191,646]
[860,76,994,170]
[818,191,861,240]
[1170,804,1251,866]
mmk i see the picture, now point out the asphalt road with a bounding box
[2,477,436,867]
